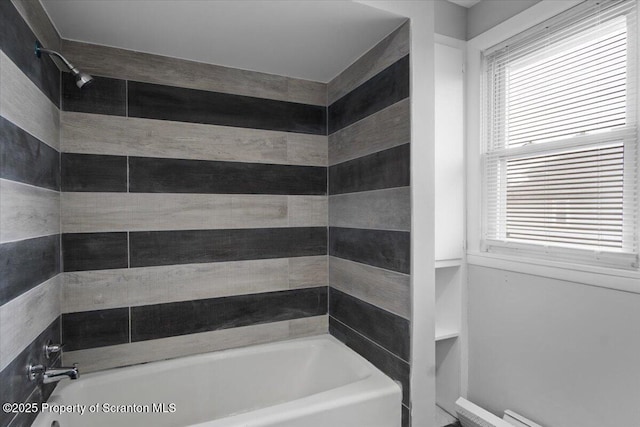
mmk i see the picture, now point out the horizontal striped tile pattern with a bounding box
[328,98,410,166]
[0,275,61,371]
[0,0,60,106]
[328,22,409,105]
[61,288,327,351]
[0,116,60,190]
[62,256,327,313]
[131,287,327,342]
[0,234,60,305]
[0,50,60,150]
[63,316,327,373]
[329,143,409,195]
[128,81,326,135]
[0,318,60,427]
[330,288,409,360]
[329,256,410,319]
[329,227,410,274]
[1,5,62,426]
[61,112,327,167]
[129,227,327,268]
[129,156,326,195]
[57,43,329,363]
[327,28,411,425]
[61,40,326,106]
[328,55,409,134]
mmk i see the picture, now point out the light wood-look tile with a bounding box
[0,274,61,371]
[61,40,326,106]
[0,51,59,150]
[288,196,328,227]
[0,179,60,243]
[286,132,328,167]
[329,256,410,319]
[289,256,328,289]
[11,0,60,52]
[328,98,410,166]
[61,112,327,167]
[328,21,409,105]
[329,187,410,232]
[62,257,327,313]
[62,316,328,373]
[61,193,328,233]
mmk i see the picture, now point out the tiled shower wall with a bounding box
[326,22,412,427]
[57,41,330,371]
[0,1,62,426]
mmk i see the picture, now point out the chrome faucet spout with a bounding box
[42,365,80,383]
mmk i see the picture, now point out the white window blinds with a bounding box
[482,0,639,269]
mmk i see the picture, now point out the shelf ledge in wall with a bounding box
[435,259,462,269]
[435,328,459,342]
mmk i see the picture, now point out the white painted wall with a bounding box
[466,0,541,39]
[434,1,466,41]
[465,2,640,427]
[467,265,640,427]
[435,41,464,262]
[358,2,437,426]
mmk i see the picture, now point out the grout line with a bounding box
[128,306,132,343]
[126,156,129,192]
[125,80,128,117]
[330,316,410,365]
[127,231,130,268]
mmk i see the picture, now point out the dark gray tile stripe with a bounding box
[128,81,327,135]
[62,308,129,351]
[0,1,60,107]
[329,287,409,360]
[329,143,409,195]
[328,55,409,134]
[62,74,126,116]
[0,116,60,191]
[131,287,327,342]
[0,317,60,427]
[129,156,327,195]
[402,405,410,427]
[61,153,127,192]
[62,232,128,272]
[329,227,410,274]
[61,288,327,350]
[129,227,327,268]
[329,317,410,406]
[0,235,60,306]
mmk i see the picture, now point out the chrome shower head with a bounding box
[35,41,94,89]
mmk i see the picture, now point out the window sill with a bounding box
[467,251,640,294]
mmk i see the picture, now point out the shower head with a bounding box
[35,41,94,89]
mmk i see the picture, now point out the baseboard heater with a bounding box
[455,398,544,427]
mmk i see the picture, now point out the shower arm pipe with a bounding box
[35,44,78,73]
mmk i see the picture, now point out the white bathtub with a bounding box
[32,335,401,427]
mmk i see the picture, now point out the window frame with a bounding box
[479,0,640,270]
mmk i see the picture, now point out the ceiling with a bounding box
[40,0,407,83]
[447,0,482,8]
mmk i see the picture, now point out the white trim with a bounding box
[466,0,640,277]
[467,251,640,294]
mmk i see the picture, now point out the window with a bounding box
[482,0,639,269]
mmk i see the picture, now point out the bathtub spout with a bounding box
[42,364,80,384]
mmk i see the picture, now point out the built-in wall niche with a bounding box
[434,37,465,426]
